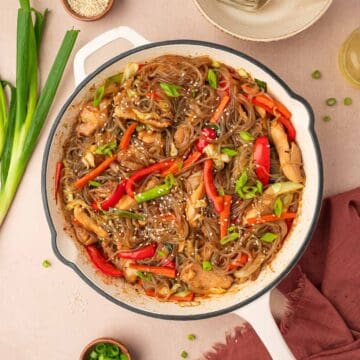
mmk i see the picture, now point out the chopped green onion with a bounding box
[104,208,145,221]
[106,72,123,85]
[221,147,238,156]
[120,355,129,360]
[207,69,218,89]
[187,334,196,341]
[135,174,176,203]
[236,170,248,190]
[202,260,212,271]
[323,115,331,122]
[93,85,105,107]
[95,343,107,354]
[89,180,101,188]
[42,259,51,268]
[218,186,225,196]
[94,141,117,156]
[107,344,120,356]
[255,78,267,91]
[235,171,262,200]
[311,70,321,79]
[89,349,98,359]
[239,131,255,141]
[260,232,278,243]
[227,225,236,233]
[343,97,352,105]
[220,232,239,245]
[326,97,337,106]
[157,249,166,257]
[137,271,153,281]
[181,350,188,358]
[256,180,263,194]
[159,82,182,97]
[273,198,283,217]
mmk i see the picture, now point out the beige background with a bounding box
[0,0,359,359]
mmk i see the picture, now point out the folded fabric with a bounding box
[204,188,360,360]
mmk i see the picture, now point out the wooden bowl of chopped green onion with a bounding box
[80,338,131,360]
[61,0,114,22]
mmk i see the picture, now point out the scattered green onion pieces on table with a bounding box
[326,97,337,106]
[159,82,182,97]
[254,78,267,91]
[87,342,128,360]
[93,85,105,107]
[311,70,322,79]
[323,115,331,122]
[274,198,283,217]
[181,350,188,358]
[202,260,212,271]
[220,232,240,245]
[42,259,51,268]
[239,131,255,141]
[187,334,196,341]
[344,97,352,105]
[207,69,218,89]
[221,147,238,156]
[260,232,278,243]
[135,174,176,203]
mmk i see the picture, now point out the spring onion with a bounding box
[87,342,126,360]
[326,97,337,106]
[221,147,238,156]
[274,198,283,217]
[202,260,212,271]
[136,271,153,281]
[135,173,176,203]
[187,334,196,341]
[42,259,51,268]
[311,70,322,79]
[344,97,352,105]
[103,208,145,221]
[255,78,267,91]
[93,85,105,107]
[159,82,182,97]
[95,141,117,156]
[260,232,278,243]
[89,180,101,188]
[235,170,263,200]
[323,115,331,122]
[220,232,239,245]
[207,69,218,89]
[239,131,255,141]
[0,0,79,226]
[181,350,188,358]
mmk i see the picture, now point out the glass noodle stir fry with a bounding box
[59,55,305,302]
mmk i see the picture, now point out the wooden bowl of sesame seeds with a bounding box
[61,0,114,21]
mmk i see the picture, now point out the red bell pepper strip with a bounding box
[119,122,137,151]
[253,136,270,186]
[100,179,127,211]
[75,155,116,189]
[85,245,123,277]
[220,195,232,239]
[183,151,202,170]
[210,95,230,123]
[228,253,249,270]
[129,263,176,278]
[203,159,224,213]
[117,244,156,260]
[246,212,297,226]
[91,202,100,211]
[160,257,176,268]
[55,161,64,203]
[251,94,291,119]
[278,116,296,142]
[126,159,175,198]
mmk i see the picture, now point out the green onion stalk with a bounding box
[0,0,79,226]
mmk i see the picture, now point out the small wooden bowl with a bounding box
[79,337,132,360]
[61,0,114,22]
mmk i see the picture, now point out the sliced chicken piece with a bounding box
[116,194,138,211]
[73,225,97,245]
[73,206,108,240]
[119,259,138,283]
[270,120,304,183]
[114,106,171,129]
[186,182,205,227]
[76,98,112,137]
[180,263,233,295]
[138,130,164,147]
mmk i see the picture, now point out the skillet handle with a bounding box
[233,291,295,360]
[73,26,149,85]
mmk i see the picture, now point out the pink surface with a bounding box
[0,1,359,359]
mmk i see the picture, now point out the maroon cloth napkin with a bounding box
[204,188,360,360]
